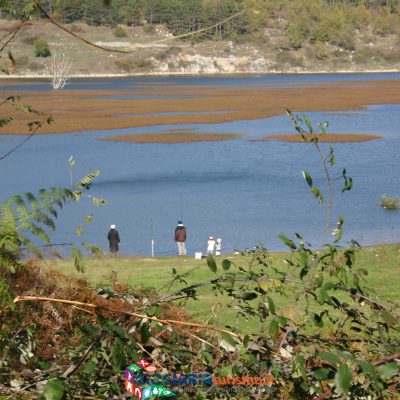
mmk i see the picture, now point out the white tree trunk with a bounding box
[48,44,71,90]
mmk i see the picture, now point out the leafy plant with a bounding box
[380,194,400,209]
[34,38,51,57]
[113,25,127,38]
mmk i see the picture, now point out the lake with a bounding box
[1,73,400,256]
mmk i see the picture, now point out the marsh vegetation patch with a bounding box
[100,132,242,143]
[255,133,383,143]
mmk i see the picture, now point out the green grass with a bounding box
[41,244,400,334]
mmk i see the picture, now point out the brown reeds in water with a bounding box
[254,133,382,143]
[1,79,400,135]
[100,133,242,143]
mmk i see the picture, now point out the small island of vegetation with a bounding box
[255,133,383,142]
[100,132,242,143]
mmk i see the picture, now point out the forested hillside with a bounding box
[1,0,400,75]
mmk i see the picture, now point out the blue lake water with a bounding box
[1,73,400,256]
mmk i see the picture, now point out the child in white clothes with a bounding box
[207,236,216,255]
[215,238,222,255]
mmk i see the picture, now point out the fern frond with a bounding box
[31,226,51,244]
[1,202,17,226]
[25,192,39,209]
[75,170,100,190]
[15,204,30,221]
[12,195,25,208]
[20,236,42,258]
[31,210,56,231]
[41,203,58,219]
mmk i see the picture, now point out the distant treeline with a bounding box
[3,0,400,48]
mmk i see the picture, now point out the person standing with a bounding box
[175,220,187,256]
[207,236,216,255]
[215,238,222,256]
[108,224,120,253]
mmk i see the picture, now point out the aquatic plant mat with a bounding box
[100,133,242,143]
[255,133,382,142]
[2,79,400,138]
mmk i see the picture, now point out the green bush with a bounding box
[373,14,395,36]
[34,39,51,58]
[334,24,356,51]
[286,19,308,49]
[113,26,127,38]
[313,41,328,60]
[381,194,400,209]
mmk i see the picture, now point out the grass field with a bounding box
[41,243,400,332]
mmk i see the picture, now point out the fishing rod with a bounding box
[150,214,155,257]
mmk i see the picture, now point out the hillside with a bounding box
[1,14,400,77]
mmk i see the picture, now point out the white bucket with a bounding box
[195,252,202,260]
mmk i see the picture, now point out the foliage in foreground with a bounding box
[0,113,399,399]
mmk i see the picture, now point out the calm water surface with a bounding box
[1,73,399,256]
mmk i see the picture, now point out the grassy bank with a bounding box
[42,243,400,331]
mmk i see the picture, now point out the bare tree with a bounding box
[48,41,71,90]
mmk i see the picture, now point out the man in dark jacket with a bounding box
[108,224,120,253]
[174,220,187,256]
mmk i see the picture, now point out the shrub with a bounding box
[313,41,328,60]
[373,14,395,36]
[143,24,155,34]
[354,46,382,63]
[380,194,400,209]
[276,51,303,66]
[334,25,356,51]
[34,39,51,57]
[381,48,400,62]
[70,23,85,33]
[286,20,308,49]
[346,4,371,30]
[113,26,127,38]
[155,46,182,61]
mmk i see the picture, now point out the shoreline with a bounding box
[1,68,400,79]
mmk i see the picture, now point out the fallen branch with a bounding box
[13,295,242,340]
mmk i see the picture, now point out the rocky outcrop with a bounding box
[155,54,273,74]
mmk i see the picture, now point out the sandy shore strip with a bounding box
[1,78,400,137]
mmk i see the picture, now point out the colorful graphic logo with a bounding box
[125,359,275,398]
[124,359,175,399]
